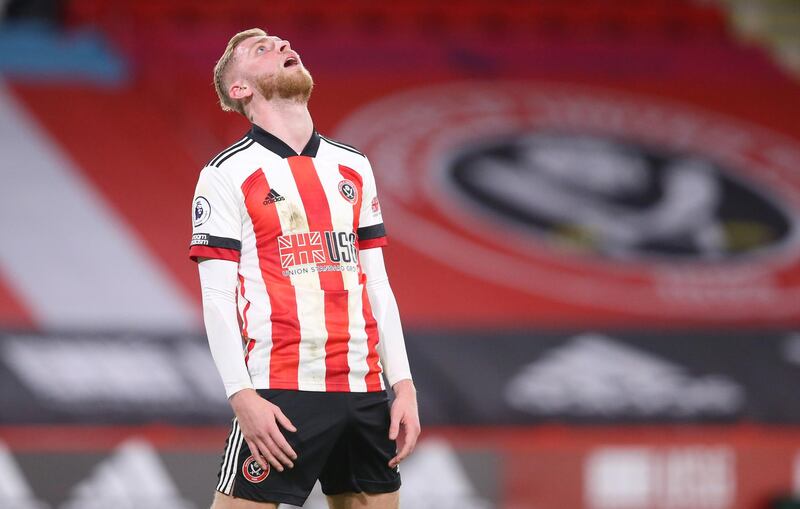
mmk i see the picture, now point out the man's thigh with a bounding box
[216,390,348,506]
[326,490,399,509]
[319,392,400,496]
[212,491,278,509]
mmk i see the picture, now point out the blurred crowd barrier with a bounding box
[2,422,799,508]
[1,1,800,507]
[0,326,799,508]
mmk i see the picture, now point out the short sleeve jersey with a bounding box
[190,125,388,392]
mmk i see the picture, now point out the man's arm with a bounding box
[360,247,421,468]
[198,258,253,396]
[198,258,297,472]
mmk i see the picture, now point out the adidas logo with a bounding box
[263,188,285,205]
[504,334,743,417]
[62,438,195,509]
[0,440,48,509]
[398,439,491,509]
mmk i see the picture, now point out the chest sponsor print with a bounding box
[278,230,359,276]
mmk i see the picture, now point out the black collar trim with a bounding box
[247,124,320,158]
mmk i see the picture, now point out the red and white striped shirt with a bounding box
[189,125,388,392]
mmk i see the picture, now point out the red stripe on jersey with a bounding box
[288,156,351,391]
[238,274,250,338]
[238,274,255,365]
[242,169,301,389]
[189,246,240,262]
[244,336,256,366]
[360,283,383,391]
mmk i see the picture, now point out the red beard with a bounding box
[255,66,314,103]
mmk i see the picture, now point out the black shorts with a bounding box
[215,389,401,506]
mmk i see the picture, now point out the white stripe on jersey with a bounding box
[345,288,369,391]
[239,202,272,387]
[295,286,328,390]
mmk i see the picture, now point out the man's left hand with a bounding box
[388,379,420,468]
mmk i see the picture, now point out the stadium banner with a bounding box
[0,425,797,509]
[1,330,800,425]
[5,26,800,332]
[0,332,231,424]
[408,329,800,425]
[330,81,800,330]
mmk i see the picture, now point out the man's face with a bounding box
[234,35,313,104]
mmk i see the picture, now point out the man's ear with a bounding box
[229,79,252,101]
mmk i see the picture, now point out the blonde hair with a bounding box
[213,28,267,116]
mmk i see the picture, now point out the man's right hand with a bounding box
[229,388,297,472]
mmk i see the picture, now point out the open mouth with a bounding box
[283,57,298,68]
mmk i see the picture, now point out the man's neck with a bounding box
[249,98,314,154]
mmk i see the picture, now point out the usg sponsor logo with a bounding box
[334,83,800,321]
[278,231,358,269]
[504,334,744,418]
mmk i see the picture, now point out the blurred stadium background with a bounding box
[2,0,800,507]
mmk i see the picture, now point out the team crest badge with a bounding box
[193,196,211,227]
[338,179,358,204]
[242,455,270,483]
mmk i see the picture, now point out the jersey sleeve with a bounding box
[357,157,388,250]
[189,167,242,263]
